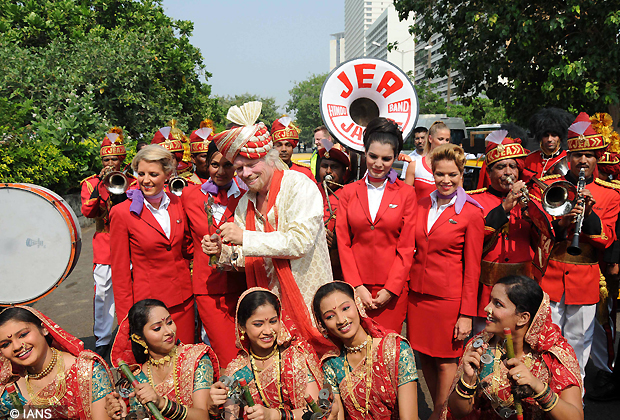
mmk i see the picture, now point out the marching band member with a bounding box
[467,132,533,333]
[271,116,316,182]
[443,276,583,420]
[585,118,620,400]
[203,101,332,351]
[312,281,419,420]
[151,123,189,184]
[188,119,217,185]
[210,288,324,420]
[0,306,114,420]
[318,143,351,280]
[110,145,195,344]
[106,299,219,420]
[403,121,451,198]
[182,140,247,366]
[336,117,417,332]
[80,127,135,358]
[524,108,573,178]
[408,144,484,420]
[531,112,620,381]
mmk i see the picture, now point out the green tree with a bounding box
[415,80,448,114]
[446,97,507,126]
[394,0,620,126]
[216,93,280,129]
[0,0,221,192]
[286,73,328,143]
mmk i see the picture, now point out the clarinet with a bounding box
[567,168,586,256]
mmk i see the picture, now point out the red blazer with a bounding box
[336,178,417,295]
[110,192,193,322]
[409,196,485,317]
[181,183,247,295]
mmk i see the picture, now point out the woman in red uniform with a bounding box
[110,144,195,344]
[408,143,485,420]
[336,117,417,332]
[403,121,451,198]
[182,140,247,366]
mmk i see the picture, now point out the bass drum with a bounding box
[0,183,82,305]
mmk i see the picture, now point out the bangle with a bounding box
[543,392,559,412]
[161,399,188,420]
[455,385,475,399]
[532,383,549,399]
[460,373,478,389]
[533,383,559,411]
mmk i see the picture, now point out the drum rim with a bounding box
[0,183,82,306]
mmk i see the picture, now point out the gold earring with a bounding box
[131,333,149,354]
[240,331,245,341]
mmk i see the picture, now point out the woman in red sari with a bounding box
[312,281,419,420]
[0,306,113,420]
[105,299,219,420]
[210,288,324,420]
[443,275,583,420]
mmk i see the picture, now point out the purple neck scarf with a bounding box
[201,179,233,196]
[367,168,398,184]
[127,189,165,215]
[436,187,483,215]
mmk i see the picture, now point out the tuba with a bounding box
[102,171,129,195]
[319,57,419,153]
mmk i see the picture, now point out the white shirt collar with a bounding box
[200,179,242,199]
[144,191,171,211]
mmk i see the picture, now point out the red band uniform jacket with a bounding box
[524,149,567,178]
[110,192,193,322]
[533,174,620,305]
[469,187,534,317]
[336,178,417,312]
[409,197,485,317]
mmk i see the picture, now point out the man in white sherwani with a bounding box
[202,101,333,348]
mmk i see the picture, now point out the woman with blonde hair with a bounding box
[403,121,451,198]
[110,144,195,344]
[408,143,485,420]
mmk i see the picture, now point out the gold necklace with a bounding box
[26,348,58,380]
[250,347,282,408]
[250,345,278,361]
[343,335,372,416]
[147,347,181,399]
[149,346,177,366]
[27,350,67,406]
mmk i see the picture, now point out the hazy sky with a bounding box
[162,0,345,112]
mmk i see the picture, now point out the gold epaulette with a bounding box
[612,179,620,185]
[466,187,487,194]
[595,178,620,189]
[294,161,311,168]
[538,174,562,182]
[530,194,542,202]
[80,174,97,185]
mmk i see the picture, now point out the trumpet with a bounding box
[508,174,579,217]
[567,168,586,256]
[169,176,187,196]
[505,175,529,206]
[102,170,129,195]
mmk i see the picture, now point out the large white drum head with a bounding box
[0,184,81,304]
[320,57,419,152]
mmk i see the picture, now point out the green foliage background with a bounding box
[394,0,620,127]
[286,73,328,144]
[0,0,222,193]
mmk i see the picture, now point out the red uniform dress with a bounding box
[524,149,567,178]
[110,192,195,344]
[181,180,247,366]
[323,188,344,280]
[408,192,485,357]
[336,177,417,332]
[468,187,534,318]
[412,156,437,199]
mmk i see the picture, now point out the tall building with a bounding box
[344,0,391,59]
[330,32,346,71]
[413,23,457,102]
[342,1,415,74]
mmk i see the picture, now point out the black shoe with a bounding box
[95,344,111,361]
[587,371,620,401]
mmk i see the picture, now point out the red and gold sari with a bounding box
[110,314,221,407]
[441,293,583,420]
[0,306,113,420]
[225,288,324,410]
[312,283,417,420]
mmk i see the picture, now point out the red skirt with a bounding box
[169,295,195,345]
[365,284,408,334]
[407,290,464,358]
